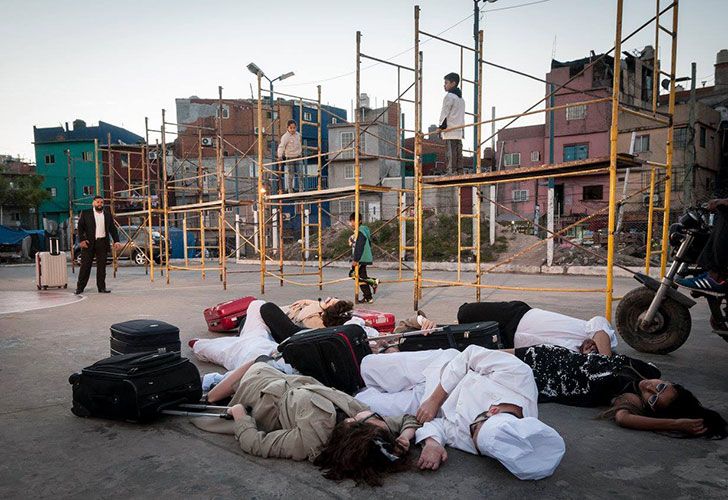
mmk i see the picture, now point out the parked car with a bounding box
[74,225,165,265]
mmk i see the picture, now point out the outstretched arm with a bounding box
[207,358,258,403]
[614,409,706,435]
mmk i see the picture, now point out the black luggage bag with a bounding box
[110,319,181,356]
[398,321,503,352]
[69,351,202,422]
[277,324,372,394]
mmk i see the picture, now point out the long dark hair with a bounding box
[654,384,728,439]
[321,300,353,327]
[602,385,728,439]
[314,420,410,486]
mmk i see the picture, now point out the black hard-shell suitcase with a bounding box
[69,351,202,422]
[277,324,372,394]
[397,321,502,352]
[109,319,181,356]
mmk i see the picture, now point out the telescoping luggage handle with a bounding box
[373,326,460,349]
[160,403,233,419]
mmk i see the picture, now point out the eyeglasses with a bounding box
[470,412,490,456]
[647,382,668,408]
[359,411,384,424]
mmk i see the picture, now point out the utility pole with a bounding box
[686,62,697,206]
[473,0,480,173]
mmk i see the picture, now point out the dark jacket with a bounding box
[77,208,119,244]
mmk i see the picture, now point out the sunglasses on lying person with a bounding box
[647,382,669,408]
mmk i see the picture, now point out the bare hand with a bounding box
[579,338,598,354]
[418,440,447,470]
[395,435,411,453]
[227,404,246,420]
[113,242,124,251]
[420,318,437,331]
[677,418,706,435]
[79,240,89,249]
[416,396,440,423]
[706,198,728,212]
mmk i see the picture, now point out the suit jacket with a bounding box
[77,208,119,243]
[194,363,419,462]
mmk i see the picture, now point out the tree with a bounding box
[0,166,50,210]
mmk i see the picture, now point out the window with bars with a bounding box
[45,154,55,164]
[341,132,354,159]
[215,107,230,119]
[47,187,57,197]
[582,185,603,200]
[512,189,529,202]
[82,151,93,161]
[530,151,540,163]
[344,164,361,179]
[503,152,520,167]
[673,127,688,148]
[82,186,95,196]
[303,111,312,122]
[566,104,586,120]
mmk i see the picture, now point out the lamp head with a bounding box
[247,62,263,77]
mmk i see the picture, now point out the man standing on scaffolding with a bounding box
[438,72,465,175]
[277,120,304,193]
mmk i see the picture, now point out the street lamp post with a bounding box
[246,63,294,190]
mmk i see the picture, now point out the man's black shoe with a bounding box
[74,290,83,295]
[98,289,111,293]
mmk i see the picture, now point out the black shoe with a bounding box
[98,289,111,293]
[74,289,83,295]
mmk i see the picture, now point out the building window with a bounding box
[344,164,361,179]
[265,111,278,120]
[120,154,129,167]
[216,107,230,119]
[583,185,603,200]
[634,134,650,153]
[563,144,589,161]
[47,187,57,197]
[303,111,313,122]
[254,126,264,135]
[45,154,55,165]
[339,200,354,213]
[341,132,354,159]
[503,152,521,167]
[331,117,339,124]
[512,189,529,202]
[699,126,706,148]
[566,104,587,120]
[82,186,95,196]
[81,151,93,161]
[530,151,540,163]
[674,127,688,148]
[11,212,20,221]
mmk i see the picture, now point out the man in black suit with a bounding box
[75,196,122,294]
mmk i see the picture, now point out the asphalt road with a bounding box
[1,263,726,499]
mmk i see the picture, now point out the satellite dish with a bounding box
[661,78,671,90]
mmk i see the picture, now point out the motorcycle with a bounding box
[615,206,728,354]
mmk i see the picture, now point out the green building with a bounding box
[33,119,143,224]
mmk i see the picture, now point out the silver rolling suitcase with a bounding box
[35,238,68,290]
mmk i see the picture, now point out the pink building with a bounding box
[496,50,654,225]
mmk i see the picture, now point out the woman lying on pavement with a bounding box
[190,298,359,371]
[457,300,617,355]
[194,357,420,486]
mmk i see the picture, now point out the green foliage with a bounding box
[0,169,50,209]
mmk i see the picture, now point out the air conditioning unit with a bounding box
[643,194,661,207]
[147,151,158,160]
[201,137,214,147]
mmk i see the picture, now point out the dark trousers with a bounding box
[457,301,532,348]
[357,264,373,300]
[445,139,462,174]
[259,302,303,343]
[76,238,109,292]
[698,207,728,277]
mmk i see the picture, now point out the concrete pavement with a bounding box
[1,263,726,499]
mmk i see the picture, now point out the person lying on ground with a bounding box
[355,345,565,480]
[457,300,617,355]
[190,298,357,371]
[510,340,724,438]
[194,358,420,487]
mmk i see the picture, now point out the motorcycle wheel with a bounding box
[615,287,692,354]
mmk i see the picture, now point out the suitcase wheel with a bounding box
[68,373,80,385]
[42,286,48,290]
[63,284,68,289]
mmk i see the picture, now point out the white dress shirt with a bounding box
[514,308,618,352]
[93,209,106,239]
[438,91,465,140]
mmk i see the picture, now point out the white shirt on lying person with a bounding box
[413,346,539,455]
[514,308,618,352]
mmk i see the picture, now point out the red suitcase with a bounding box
[352,308,396,334]
[204,296,256,333]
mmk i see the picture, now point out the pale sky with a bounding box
[1,0,725,161]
